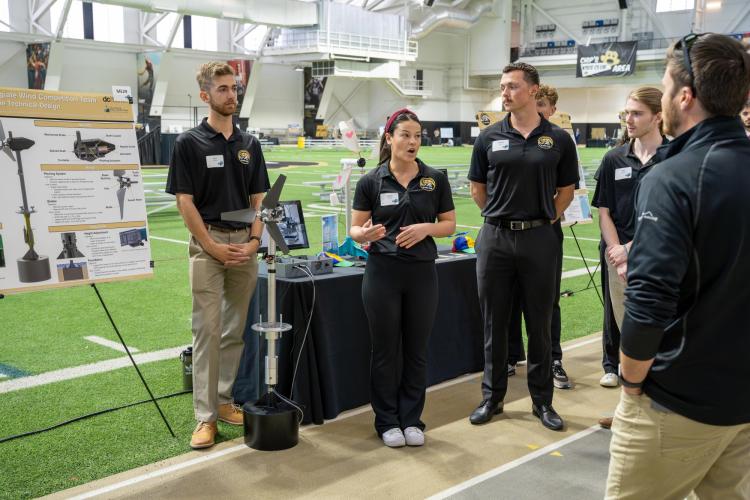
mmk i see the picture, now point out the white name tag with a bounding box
[492,139,510,152]
[615,167,632,181]
[380,192,399,206]
[206,155,225,169]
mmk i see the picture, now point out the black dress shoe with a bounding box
[532,404,564,431]
[469,400,503,425]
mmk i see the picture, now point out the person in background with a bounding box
[350,108,456,448]
[740,99,750,138]
[591,87,666,429]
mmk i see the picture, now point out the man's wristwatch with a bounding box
[248,235,261,244]
[619,372,644,389]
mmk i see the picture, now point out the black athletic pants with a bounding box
[476,222,557,407]
[600,241,621,374]
[508,221,564,364]
[362,254,438,436]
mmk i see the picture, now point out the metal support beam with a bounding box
[325,80,365,128]
[530,1,581,45]
[32,0,57,22]
[257,26,275,56]
[636,0,669,40]
[723,1,750,35]
[164,14,183,50]
[232,23,257,48]
[32,20,54,37]
[54,0,73,40]
[144,12,168,34]
[691,0,705,33]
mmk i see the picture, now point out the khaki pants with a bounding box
[606,391,750,500]
[607,261,626,331]
[189,228,258,422]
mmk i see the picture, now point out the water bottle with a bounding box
[180,346,193,391]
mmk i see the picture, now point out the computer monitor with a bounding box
[259,200,309,252]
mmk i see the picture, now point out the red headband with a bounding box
[385,108,417,134]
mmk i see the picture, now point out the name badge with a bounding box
[615,167,632,181]
[206,155,225,169]
[492,139,510,152]
[380,192,399,206]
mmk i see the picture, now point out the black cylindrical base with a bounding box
[17,256,51,283]
[242,393,299,451]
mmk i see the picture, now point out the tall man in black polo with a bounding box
[468,63,578,430]
[166,62,269,449]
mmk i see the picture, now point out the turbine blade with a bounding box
[262,174,286,209]
[220,207,256,224]
[265,221,289,254]
[116,187,126,219]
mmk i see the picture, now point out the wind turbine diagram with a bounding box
[113,169,138,219]
[0,120,51,282]
[74,131,116,161]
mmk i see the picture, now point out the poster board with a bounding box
[0,87,151,294]
[561,188,593,227]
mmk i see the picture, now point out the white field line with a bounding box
[146,203,176,216]
[66,335,603,499]
[0,345,190,394]
[426,425,603,499]
[150,235,188,245]
[563,255,599,263]
[84,336,139,354]
[561,267,598,279]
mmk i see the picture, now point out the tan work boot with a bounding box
[218,403,244,426]
[190,421,217,449]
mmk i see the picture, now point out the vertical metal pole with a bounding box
[266,237,277,389]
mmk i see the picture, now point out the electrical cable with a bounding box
[272,389,305,425]
[0,389,191,445]
[289,264,315,402]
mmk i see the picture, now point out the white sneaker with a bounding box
[404,426,425,447]
[600,373,619,388]
[382,428,406,448]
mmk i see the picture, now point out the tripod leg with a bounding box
[91,283,176,438]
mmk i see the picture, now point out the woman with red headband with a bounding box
[350,109,456,448]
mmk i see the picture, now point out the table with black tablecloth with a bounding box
[232,253,483,425]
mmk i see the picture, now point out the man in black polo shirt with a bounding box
[592,87,666,397]
[605,34,750,498]
[468,63,579,430]
[166,62,269,449]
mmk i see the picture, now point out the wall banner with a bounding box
[576,41,637,78]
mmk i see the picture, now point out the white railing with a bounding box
[303,139,380,149]
[265,29,418,58]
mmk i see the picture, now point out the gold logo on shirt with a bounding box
[538,136,554,150]
[237,149,251,164]
[420,177,436,191]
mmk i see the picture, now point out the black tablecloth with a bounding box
[233,254,483,424]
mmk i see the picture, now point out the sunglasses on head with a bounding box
[673,33,710,98]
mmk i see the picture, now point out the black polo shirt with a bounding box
[592,138,667,242]
[166,118,270,229]
[468,114,579,220]
[353,159,454,261]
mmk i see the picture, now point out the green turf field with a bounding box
[0,146,607,499]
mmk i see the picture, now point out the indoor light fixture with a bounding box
[706,1,721,10]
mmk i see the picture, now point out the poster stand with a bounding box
[91,283,175,437]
